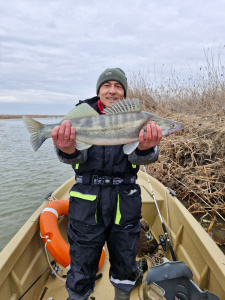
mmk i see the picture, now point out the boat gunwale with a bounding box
[0,201,48,286]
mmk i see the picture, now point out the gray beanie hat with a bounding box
[96,68,128,96]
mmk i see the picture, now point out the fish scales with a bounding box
[73,113,143,144]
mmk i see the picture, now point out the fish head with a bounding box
[142,112,185,136]
[159,119,185,135]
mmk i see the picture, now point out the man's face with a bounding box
[98,81,125,108]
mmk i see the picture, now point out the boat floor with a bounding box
[42,246,151,300]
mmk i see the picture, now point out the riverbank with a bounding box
[143,112,225,252]
[128,59,225,252]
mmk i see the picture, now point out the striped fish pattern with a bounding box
[23,98,185,154]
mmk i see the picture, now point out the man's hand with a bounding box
[51,120,76,154]
[138,122,162,151]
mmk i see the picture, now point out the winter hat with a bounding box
[96,68,128,96]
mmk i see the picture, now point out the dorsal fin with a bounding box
[103,98,142,115]
[62,103,99,120]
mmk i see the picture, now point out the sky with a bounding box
[0,0,225,115]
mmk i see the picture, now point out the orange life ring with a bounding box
[40,200,105,270]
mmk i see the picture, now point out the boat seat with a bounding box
[144,261,220,300]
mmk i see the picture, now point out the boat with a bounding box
[0,171,225,300]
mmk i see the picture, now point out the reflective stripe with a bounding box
[115,194,121,225]
[70,191,97,201]
[75,164,79,169]
[41,208,59,219]
[110,276,135,286]
[132,164,137,168]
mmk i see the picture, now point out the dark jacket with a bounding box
[55,96,159,177]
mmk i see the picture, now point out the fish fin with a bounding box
[62,104,99,121]
[76,141,93,151]
[23,116,47,151]
[103,98,142,115]
[123,141,139,155]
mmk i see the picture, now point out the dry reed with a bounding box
[128,46,225,248]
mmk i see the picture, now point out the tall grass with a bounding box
[128,46,225,115]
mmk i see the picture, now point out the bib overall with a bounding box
[55,97,159,300]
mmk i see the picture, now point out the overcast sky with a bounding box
[0,0,225,115]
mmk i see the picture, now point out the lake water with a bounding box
[0,117,74,251]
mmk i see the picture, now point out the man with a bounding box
[52,68,162,300]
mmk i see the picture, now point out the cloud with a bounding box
[0,89,76,104]
[0,0,225,114]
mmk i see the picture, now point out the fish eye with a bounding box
[171,124,175,127]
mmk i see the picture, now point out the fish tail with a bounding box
[23,116,47,151]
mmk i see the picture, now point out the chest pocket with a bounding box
[69,184,99,225]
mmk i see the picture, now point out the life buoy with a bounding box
[40,200,105,270]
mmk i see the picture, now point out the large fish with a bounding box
[23,98,185,154]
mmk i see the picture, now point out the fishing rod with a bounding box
[17,260,56,300]
[143,165,176,261]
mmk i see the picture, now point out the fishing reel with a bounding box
[50,261,63,278]
[159,234,166,251]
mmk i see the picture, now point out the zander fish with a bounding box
[23,98,185,154]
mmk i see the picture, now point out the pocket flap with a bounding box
[70,191,97,201]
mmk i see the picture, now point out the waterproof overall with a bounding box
[55,97,159,300]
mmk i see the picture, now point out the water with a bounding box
[0,117,74,251]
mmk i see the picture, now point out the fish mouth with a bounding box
[169,124,185,134]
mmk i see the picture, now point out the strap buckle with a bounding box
[92,175,99,185]
[92,175,113,185]
[103,176,113,186]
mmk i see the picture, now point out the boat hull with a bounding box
[0,172,224,300]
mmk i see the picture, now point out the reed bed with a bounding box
[128,47,225,248]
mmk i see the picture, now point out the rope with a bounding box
[47,194,57,202]
[40,196,67,282]
[44,242,66,282]
[40,231,66,282]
